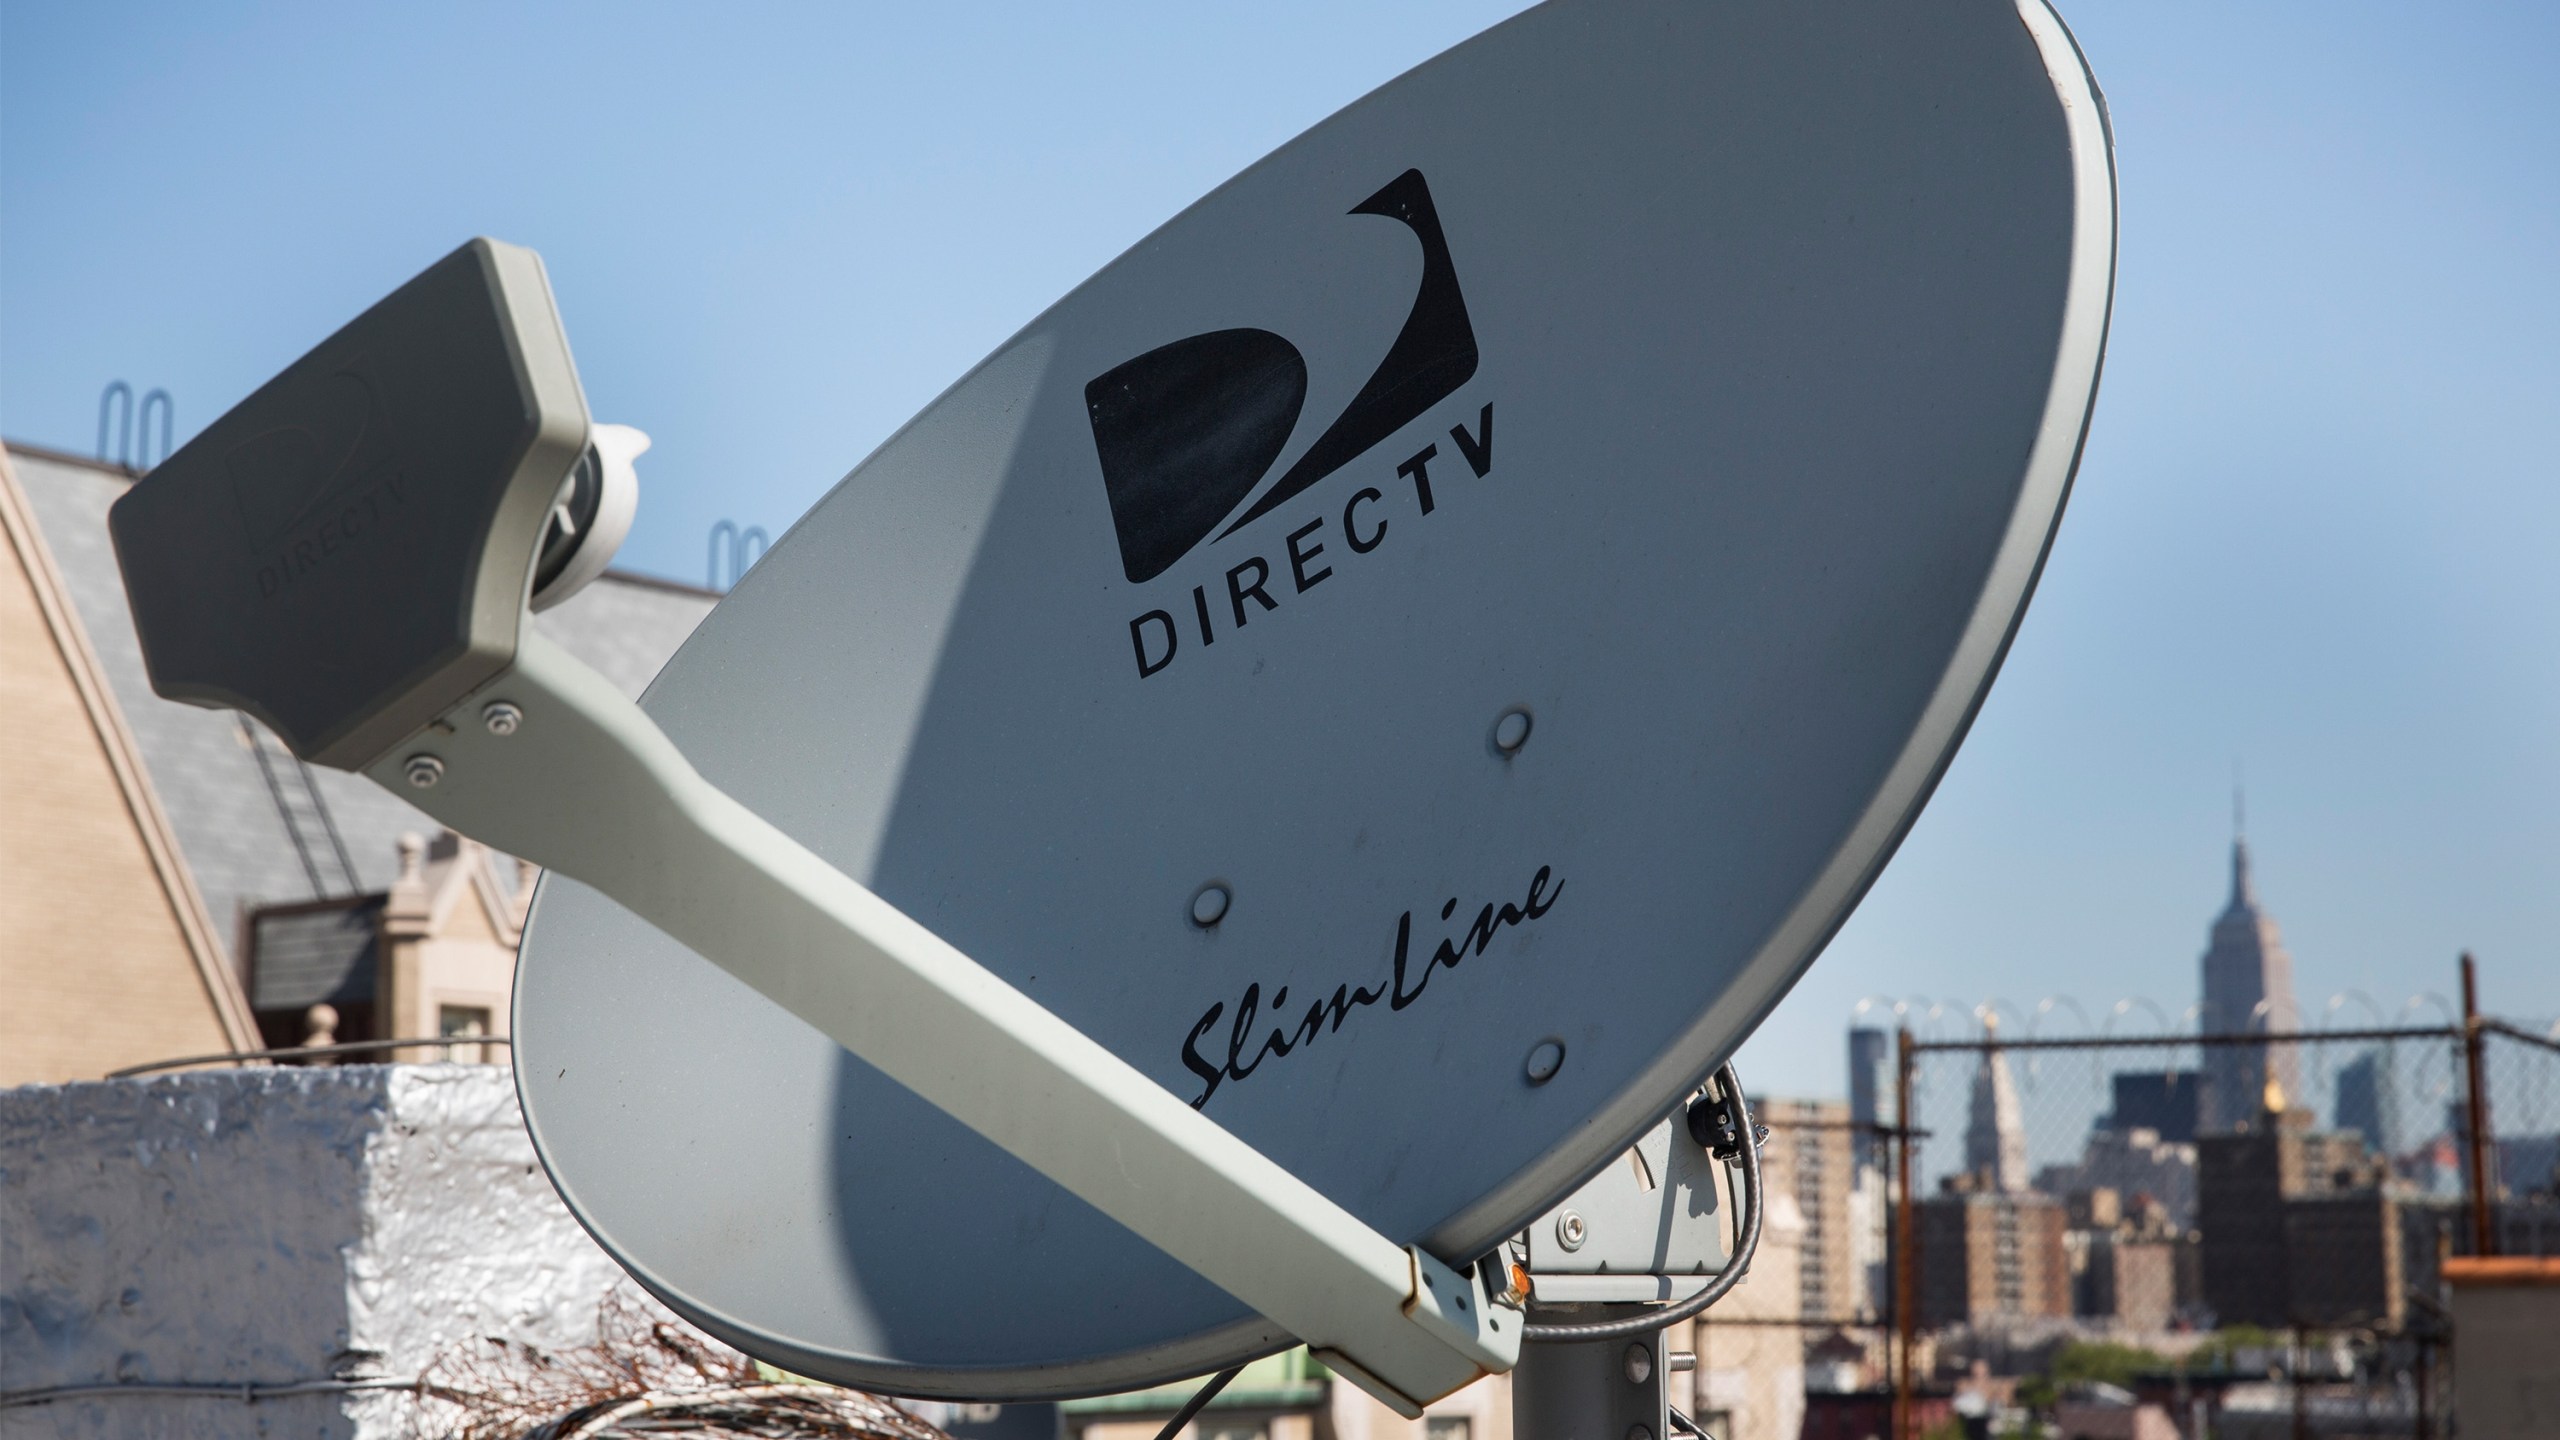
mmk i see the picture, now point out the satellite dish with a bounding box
[106,0,2112,1410]
[511,0,2111,1398]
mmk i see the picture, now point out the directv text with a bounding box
[1128,401,1494,678]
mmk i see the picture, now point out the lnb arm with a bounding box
[108,237,1515,1414]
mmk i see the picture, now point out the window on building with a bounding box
[439,1005,493,1063]
[1425,1417,1471,1440]
[1202,1423,1266,1440]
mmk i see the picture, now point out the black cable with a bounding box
[106,1035,516,1078]
[1518,1063,1762,1343]
[0,1377,417,1411]
[1149,1365,1242,1440]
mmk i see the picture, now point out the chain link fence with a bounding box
[1745,961,2560,1440]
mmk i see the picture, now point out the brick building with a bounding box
[2061,1189,2186,1332]
[2074,1232,2177,1332]
[2283,1190,2403,1329]
[2196,1122,2293,1328]
[2196,1099,2400,1329]
[1757,1096,1864,1326]
[242,830,532,1058]
[1,445,252,1078]
[1918,1187,2071,1325]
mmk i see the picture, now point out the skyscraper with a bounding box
[2335,1050,2403,1157]
[1845,1026,1895,1318]
[2107,1070,2202,1144]
[1965,1012,2030,1192]
[1845,1025,1895,1319]
[1848,1026,1893,1163]
[2198,837,2301,1133]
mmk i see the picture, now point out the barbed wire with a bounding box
[1798,993,2560,1433]
[1850,990,2532,1045]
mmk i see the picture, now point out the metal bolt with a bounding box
[1669,1350,1697,1374]
[1190,884,1231,928]
[1556,1210,1587,1252]
[482,701,523,735]
[1491,706,1533,755]
[404,754,446,789]
[1624,1343,1654,1385]
[1627,1427,1653,1440]
[1524,1037,1566,1085]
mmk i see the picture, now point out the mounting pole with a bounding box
[2460,952,2495,1258]
[1511,1312,1672,1440]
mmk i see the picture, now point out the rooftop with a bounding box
[5,439,718,959]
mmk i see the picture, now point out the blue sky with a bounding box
[6,3,2555,1103]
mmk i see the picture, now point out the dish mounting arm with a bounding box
[102,237,1515,1417]
[376,630,1517,1413]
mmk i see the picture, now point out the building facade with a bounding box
[2036,1125,2199,1229]
[2195,1115,2299,1327]
[243,831,532,1060]
[0,441,713,1085]
[2071,1230,2178,1333]
[2284,1190,2404,1330]
[2196,1098,2400,1329]
[2061,1189,2188,1333]
[2333,1050,2404,1158]
[1757,1096,1864,1326]
[1688,1185,1809,1440]
[1917,1188,2071,1326]
[2107,1070,2201,1145]
[1,447,254,1079]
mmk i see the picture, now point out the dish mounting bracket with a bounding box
[106,235,1519,1416]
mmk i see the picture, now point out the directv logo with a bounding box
[1084,169,1496,678]
[225,362,413,601]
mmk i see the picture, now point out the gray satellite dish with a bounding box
[109,0,2113,1412]
[517,0,2109,1395]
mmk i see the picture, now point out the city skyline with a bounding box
[1759,816,2523,1106]
[6,7,2557,1433]
[1831,820,2524,1210]
[1826,823,2472,1058]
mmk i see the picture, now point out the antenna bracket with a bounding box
[368,629,1520,1412]
[109,235,1523,1411]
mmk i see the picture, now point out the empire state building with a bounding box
[2199,837,2303,1132]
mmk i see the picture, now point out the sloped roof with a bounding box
[247,896,385,1010]
[5,441,717,957]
